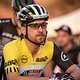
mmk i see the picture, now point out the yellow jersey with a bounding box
[3,38,54,76]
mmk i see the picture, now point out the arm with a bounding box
[6,72,49,80]
[66,64,80,80]
[6,61,53,80]
[43,61,53,77]
[52,43,80,80]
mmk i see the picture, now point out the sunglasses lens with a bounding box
[27,22,48,29]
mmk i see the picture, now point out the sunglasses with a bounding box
[27,22,48,29]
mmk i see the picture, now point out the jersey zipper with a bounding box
[32,59,35,65]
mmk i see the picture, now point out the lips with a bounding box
[36,34,45,37]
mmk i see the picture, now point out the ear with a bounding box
[20,27,26,35]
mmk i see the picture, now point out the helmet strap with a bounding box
[25,27,47,46]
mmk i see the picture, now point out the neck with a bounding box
[63,42,73,52]
[24,38,40,57]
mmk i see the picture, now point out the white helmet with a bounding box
[17,4,49,26]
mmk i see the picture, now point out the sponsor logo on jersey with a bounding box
[4,59,18,67]
[5,67,19,74]
[21,69,42,76]
[36,56,48,62]
[21,55,28,63]
[61,52,69,61]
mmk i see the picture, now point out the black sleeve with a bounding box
[0,23,3,36]
[52,43,73,71]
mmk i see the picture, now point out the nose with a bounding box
[38,26,43,33]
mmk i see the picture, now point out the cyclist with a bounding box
[3,4,80,80]
[0,0,35,47]
[0,0,35,80]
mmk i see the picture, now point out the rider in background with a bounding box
[0,0,35,80]
[0,0,35,49]
[3,4,80,80]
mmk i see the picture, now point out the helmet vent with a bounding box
[41,7,45,14]
[28,7,35,15]
[34,5,41,15]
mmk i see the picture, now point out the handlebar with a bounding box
[49,73,75,80]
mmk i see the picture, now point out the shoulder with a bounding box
[45,41,54,46]
[3,38,21,58]
[76,45,80,50]
[71,45,80,53]
[0,18,11,24]
[4,38,21,50]
[42,41,55,52]
[42,41,56,51]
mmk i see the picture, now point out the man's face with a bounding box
[27,20,48,44]
[56,31,72,47]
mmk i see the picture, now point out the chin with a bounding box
[38,41,44,44]
[36,38,46,44]
[39,42,45,45]
[36,40,44,45]
[60,44,65,47]
[38,40,45,43]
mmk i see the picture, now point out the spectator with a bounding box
[55,25,80,64]
[54,25,80,73]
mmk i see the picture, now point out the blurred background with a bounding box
[0,0,80,44]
